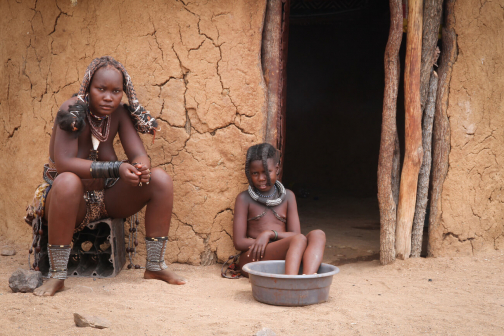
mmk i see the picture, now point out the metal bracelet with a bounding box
[90,161,123,179]
[272,230,278,241]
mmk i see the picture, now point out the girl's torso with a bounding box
[245,193,288,238]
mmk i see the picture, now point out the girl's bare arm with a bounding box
[233,193,255,251]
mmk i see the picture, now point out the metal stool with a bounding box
[38,218,126,278]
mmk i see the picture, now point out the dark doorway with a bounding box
[282,1,392,265]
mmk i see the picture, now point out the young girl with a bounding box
[25,56,185,296]
[233,143,326,275]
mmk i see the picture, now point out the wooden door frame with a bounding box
[262,0,290,178]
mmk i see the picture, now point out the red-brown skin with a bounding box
[34,67,185,296]
[233,158,326,275]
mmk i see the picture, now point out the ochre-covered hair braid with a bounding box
[244,143,279,187]
[76,56,158,136]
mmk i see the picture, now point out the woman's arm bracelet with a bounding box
[90,161,123,179]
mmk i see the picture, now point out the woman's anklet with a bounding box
[145,237,169,271]
[47,244,71,280]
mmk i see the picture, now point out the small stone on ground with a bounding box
[9,269,42,293]
[256,327,276,336]
[74,313,110,329]
[1,248,16,256]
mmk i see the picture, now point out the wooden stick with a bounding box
[428,0,457,257]
[411,70,438,257]
[419,0,443,110]
[378,0,403,265]
[262,0,283,146]
[395,0,423,260]
[392,133,401,207]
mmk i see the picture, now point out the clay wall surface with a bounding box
[0,0,266,264]
[430,0,504,256]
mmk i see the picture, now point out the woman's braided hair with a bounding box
[75,56,158,136]
[244,143,280,187]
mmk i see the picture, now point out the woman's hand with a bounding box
[133,163,151,185]
[119,163,142,186]
[247,230,275,262]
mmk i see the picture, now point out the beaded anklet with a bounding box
[47,244,71,280]
[145,236,169,272]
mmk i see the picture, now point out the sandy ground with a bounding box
[297,193,382,265]
[1,235,504,336]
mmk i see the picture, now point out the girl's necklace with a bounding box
[248,181,287,207]
[87,109,111,142]
[254,185,278,198]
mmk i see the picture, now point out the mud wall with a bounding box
[0,0,267,264]
[430,1,504,256]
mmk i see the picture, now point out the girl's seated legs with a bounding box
[238,229,326,275]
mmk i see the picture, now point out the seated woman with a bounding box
[233,143,326,275]
[25,56,185,296]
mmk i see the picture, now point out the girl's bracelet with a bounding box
[271,230,278,241]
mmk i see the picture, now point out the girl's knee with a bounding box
[291,233,307,247]
[307,229,326,243]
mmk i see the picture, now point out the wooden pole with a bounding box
[392,134,401,207]
[411,70,438,257]
[420,0,443,110]
[378,0,403,265]
[428,0,457,256]
[395,0,423,260]
[278,0,290,180]
[410,0,443,258]
[262,0,283,146]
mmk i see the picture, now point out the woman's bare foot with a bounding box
[33,279,65,296]
[144,269,186,285]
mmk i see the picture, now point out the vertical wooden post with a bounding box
[278,0,290,179]
[428,0,457,256]
[395,0,423,260]
[262,0,283,146]
[378,0,403,265]
[419,0,443,110]
[262,0,290,179]
[410,0,443,257]
[411,70,438,257]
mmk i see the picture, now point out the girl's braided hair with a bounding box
[244,143,280,187]
[58,56,158,137]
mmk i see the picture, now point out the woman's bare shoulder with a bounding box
[115,104,134,124]
[59,96,79,111]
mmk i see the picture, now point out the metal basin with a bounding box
[242,260,339,306]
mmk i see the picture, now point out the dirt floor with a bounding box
[297,192,381,265]
[1,235,504,336]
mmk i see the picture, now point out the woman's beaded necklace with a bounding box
[87,109,111,143]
